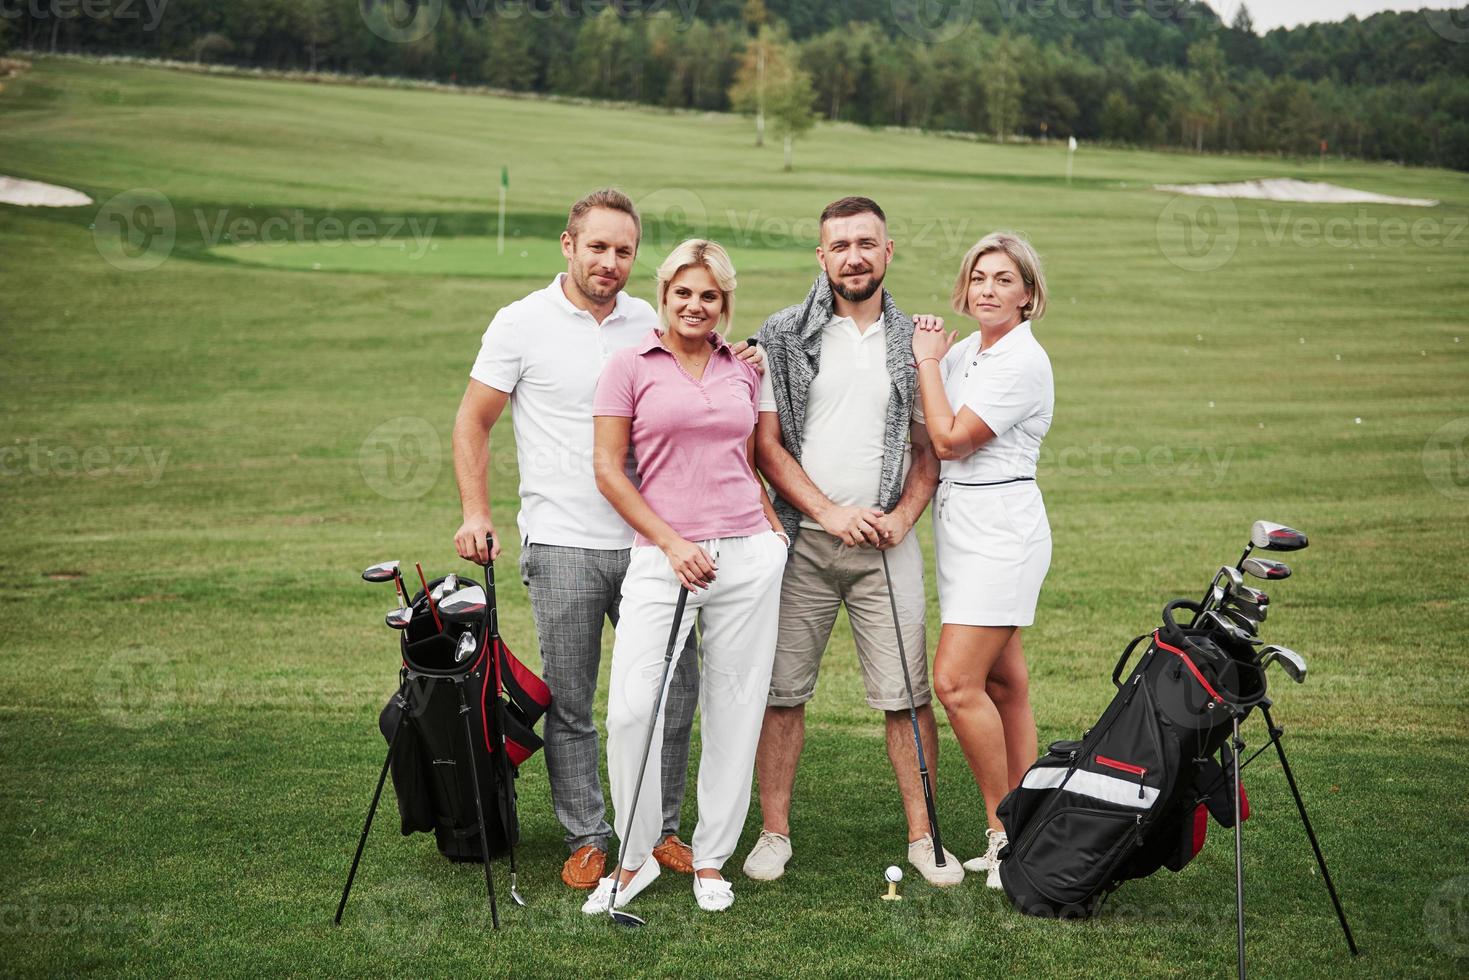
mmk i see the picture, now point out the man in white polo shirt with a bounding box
[451,188,762,890]
[745,197,960,885]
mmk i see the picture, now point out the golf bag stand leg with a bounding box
[1230,712,1247,980]
[1259,705,1359,955]
[334,686,408,925]
[457,681,500,930]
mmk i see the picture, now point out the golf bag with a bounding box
[998,598,1267,917]
[380,576,552,863]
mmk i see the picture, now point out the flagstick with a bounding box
[497,185,507,256]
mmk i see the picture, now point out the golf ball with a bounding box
[885,865,903,883]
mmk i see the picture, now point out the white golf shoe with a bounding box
[741,830,793,881]
[693,874,735,912]
[963,828,1008,873]
[580,858,660,915]
[907,834,964,886]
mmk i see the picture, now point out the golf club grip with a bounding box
[919,769,946,864]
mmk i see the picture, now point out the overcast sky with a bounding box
[1218,0,1466,32]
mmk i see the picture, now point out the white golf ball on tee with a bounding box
[885,865,903,883]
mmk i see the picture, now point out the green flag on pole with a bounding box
[501,166,509,190]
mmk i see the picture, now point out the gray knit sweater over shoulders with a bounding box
[756,273,917,541]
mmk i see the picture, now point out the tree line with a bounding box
[5,0,1468,171]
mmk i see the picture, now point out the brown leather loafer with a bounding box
[561,845,606,889]
[653,834,695,874]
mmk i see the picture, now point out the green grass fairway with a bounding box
[2,58,1468,978]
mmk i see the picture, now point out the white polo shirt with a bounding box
[470,275,655,549]
[938,321,1053,483]
[759,313,914,530]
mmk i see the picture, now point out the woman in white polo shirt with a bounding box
[911,232,1054,889]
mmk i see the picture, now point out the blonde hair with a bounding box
[950,232,1047,323]
[655,239,738,333]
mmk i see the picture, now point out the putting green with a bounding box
[206,235,819,278]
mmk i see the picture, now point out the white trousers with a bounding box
[607,531,787,872]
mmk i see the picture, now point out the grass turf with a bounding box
[1,57,1467,978]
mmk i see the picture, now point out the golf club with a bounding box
[363,559,410,613]
[470,533,528,908]
[1233,585,1269,606]
[455,631,477,662]
[1217,606,1261,637]
[1251,521,1309,552]
[385,608,413,630]
[880,551,945,867]
[1201,610,1258,645]
[606,585,691,928]
[438,585,487,622]
[1259,645,1307,684]
[1222,595,1267,623]
[415,562,444,632]
[1242,557,1292,581]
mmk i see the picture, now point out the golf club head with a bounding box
[1219,565,1245,593]
[1233,585,1269,606]
[1242,557,1291,580]
[385,608,412,630]
[1202,610,1258,645]
[1260,645,1307,684]
[608,909,645,928]
[1251,520,1309,552]
[362,560,401,583]
[454,631,477,663]
[1218,607,1260,636]
[437,585,487,624]
[1222,595,1267,623]
[509,874,528,907]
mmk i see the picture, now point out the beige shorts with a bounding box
[767,529,930,711]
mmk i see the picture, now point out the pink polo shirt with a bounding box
[593,330,770,547]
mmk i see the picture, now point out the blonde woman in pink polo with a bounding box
[587,239,788,915]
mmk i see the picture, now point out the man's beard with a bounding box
[573,264,623,303]
[829,269,883,303]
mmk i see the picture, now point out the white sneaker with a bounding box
[741,830,792,881]
[693,874,735,912]
[986,862,1004,890]
[579,858,660,915]
[963,828,1008,873]
[907,834,965,886]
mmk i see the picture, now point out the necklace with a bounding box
[663,335,711,378]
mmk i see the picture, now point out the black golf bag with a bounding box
[998,598,1267,917]
[380,576,552,863]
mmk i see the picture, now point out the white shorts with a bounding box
[932,480,1052,627]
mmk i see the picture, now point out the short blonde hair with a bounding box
[655,239,738,333]
[950,232,1047,323]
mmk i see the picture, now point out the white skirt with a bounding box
[933,479,1052,627]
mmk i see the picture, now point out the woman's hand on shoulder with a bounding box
[662,536,717,591]
[912,315,955,363]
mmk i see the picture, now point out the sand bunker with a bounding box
[0,176,93,207]
[1155,177,1437,208]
